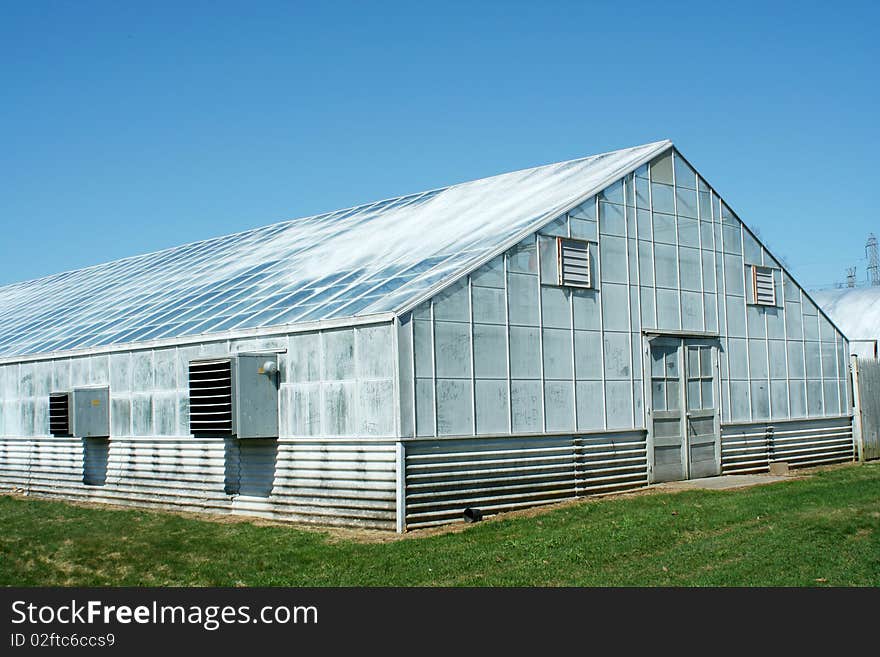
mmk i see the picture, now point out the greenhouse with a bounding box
[0,140,855,530]
[813,287,880,359]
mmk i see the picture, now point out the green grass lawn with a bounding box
[2,462,879,586]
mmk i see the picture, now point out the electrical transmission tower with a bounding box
[868,233,880,286]
[846,267,856,287]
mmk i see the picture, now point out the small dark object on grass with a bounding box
[463,507,483,523]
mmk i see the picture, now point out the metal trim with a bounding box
[0,313,396,366]
[395,441,406,533]
[643,330,720,339]
[397,427,648,443]
[535,235,547,432]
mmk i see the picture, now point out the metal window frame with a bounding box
[751,265,777,306]
[556,236,593,288]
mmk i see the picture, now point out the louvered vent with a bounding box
[49,392,71,437]
[189,359,233,435]
[558,238,591,287]
[753,266,776,305]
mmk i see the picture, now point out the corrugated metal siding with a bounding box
[721,415,854,474]
[576,433,648,493]
[230,441,397,528]
[404,432,647,529]
[0,437,396,530]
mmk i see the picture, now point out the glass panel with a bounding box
[599,202,626,237]
[574,330,602,379]
[687,379,701,410]
[679,247,701,290]
[702,251,716,291]
[678,217,700,248]
[654,244,678,289]
[722,224,742,254]
[509,326,541,378]
[656,290,681,331]
[651,348,666,377]
[570,217,597,241]
[543,328,573,379]
[687,347,700,376]
[538,235,561,284]
[652,380,666,411]
[637,208,652,240]
[599,236,627,283]
[698,191,712,220]
[664,347,679,377]
[507,239,538,274]
[471,256,504,290]
[601,283,630,331]
[673,153,697,189]
[700,220,714,251]
[636,177,650,209]
[541,287,571,329]
[653,213,677,245]
[720,202,737,224]
[651,183,675,214]
[539,215,568,237]
[507,273,539,326]
[681,291,702,331]
[701,380,714,409]
[700,347,713,377]
[638,241,654,286]
[569,197,596,221]
[751,381,771,420]
[666,378,680,410]
[650,152,674,184]
[743,230,762,265]
[473,325,507,378]
[704,293,718,332]
[599,179,625,205]
[675,188,698,218]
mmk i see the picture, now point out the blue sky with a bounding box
[1,1,877,290]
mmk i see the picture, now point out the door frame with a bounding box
[643,333,722,484]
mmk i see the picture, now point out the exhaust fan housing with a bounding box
[189,354,279,438]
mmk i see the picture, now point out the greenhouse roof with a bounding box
[0,140,670,358]
[812,287,880,341]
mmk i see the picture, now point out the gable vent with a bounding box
[558,238,591,288]
[189,359,233,435]
[753,266,776,305]
[49,392,71,437]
